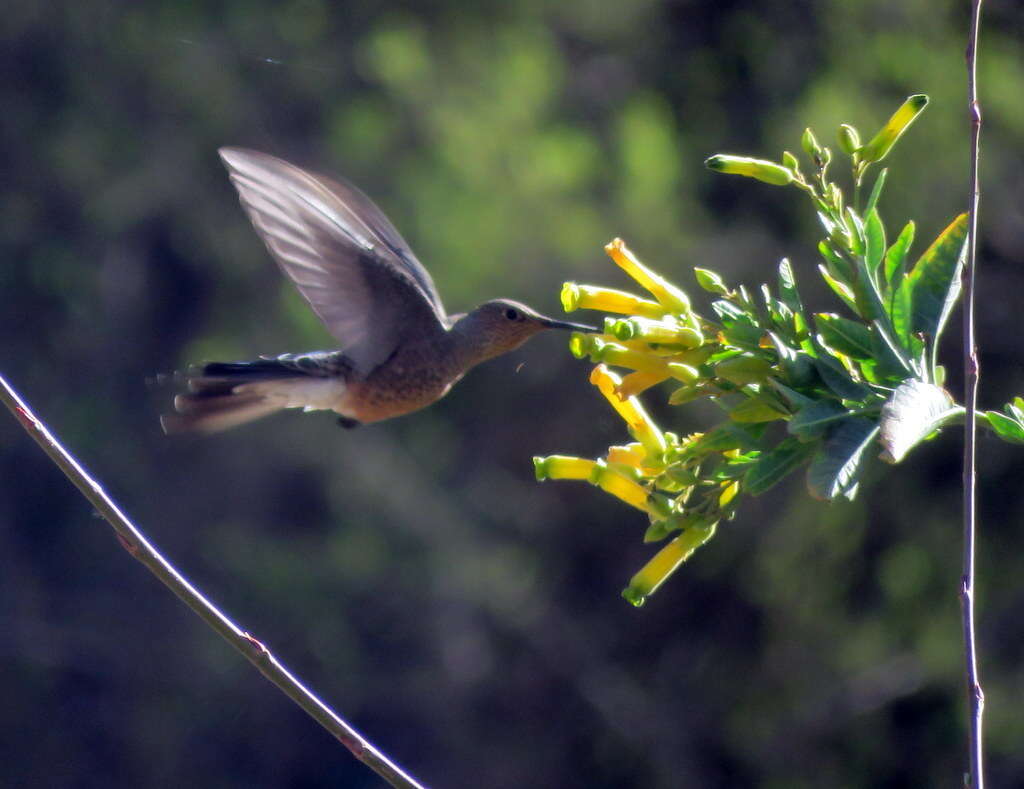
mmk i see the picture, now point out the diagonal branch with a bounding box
[961,1,985,786]
[0,374,425,789]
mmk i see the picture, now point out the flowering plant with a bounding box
[536,96,1022,605]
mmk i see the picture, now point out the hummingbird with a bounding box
[161,148,595,434]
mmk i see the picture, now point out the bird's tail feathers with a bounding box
[161,392,283,434]
[161,359,306,434]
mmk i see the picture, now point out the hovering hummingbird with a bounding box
[161,148,594,434]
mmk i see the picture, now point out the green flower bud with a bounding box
[693,267,730,296]
[801,127,822,158]
[704,155,794,186]
[859,94,929,164]
[568,331,599,359]
[781,150,800,172]
[837,123,861,155]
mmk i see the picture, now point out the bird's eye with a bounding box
[505,308,520,321]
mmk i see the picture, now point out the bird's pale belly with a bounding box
[338,346,465,423]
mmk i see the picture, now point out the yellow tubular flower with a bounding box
[533,455,598,482]
[622,523,718,606]
[588,462,656,513]
[665,363,699,384]
[606,443,648,469]
[616,371,669,399]
[590,365,667,456]
[592,342,672,377]
[604,239,692,314]
[560,282,669,319]
[606,316,704,348]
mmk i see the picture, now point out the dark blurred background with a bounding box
[3,1,1024,787]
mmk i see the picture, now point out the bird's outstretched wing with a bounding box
[219,147,448,374]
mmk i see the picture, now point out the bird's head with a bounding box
[455,299,596,363]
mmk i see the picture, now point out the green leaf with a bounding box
[889,274,914,350]
[777,258,803,313]
[884,221,915,285]
[729,396,788,423]
[818,240,853,281]
[864,208,886,282]
[984,410,1024,445]
[768,333,816,388]
[815,313,873,360]
[869,318,912,378]
[845,207,866,256]
[817,264,859,314]
[812,343,872,402]
[849,247,888,323]
[878,380,960,463]
[668,385,710,405]
[744,438,816,496]
[906,213,968,343]
[788,400,850,441]
[806,418,880,500]
[715,355,773,386]
[695,422,766,453]
[712,300,764,347]
[864,167,887,215]
[770,379,816,409]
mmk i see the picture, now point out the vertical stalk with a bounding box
[961,0,984,786]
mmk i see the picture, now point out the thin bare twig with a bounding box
[961,1,985,786]
[0,374,426,789]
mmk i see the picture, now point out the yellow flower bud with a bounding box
[704,155,795,186]
[859,94,928,164]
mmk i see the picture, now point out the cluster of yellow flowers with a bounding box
[535,239,749,606]
[535,96,951,606]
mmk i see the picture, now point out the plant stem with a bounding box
[961,1,985,786]
[0,375,426,789]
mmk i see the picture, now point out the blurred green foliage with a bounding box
[2,1,1023,787]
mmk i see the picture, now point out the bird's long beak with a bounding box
[540,316,599,332]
